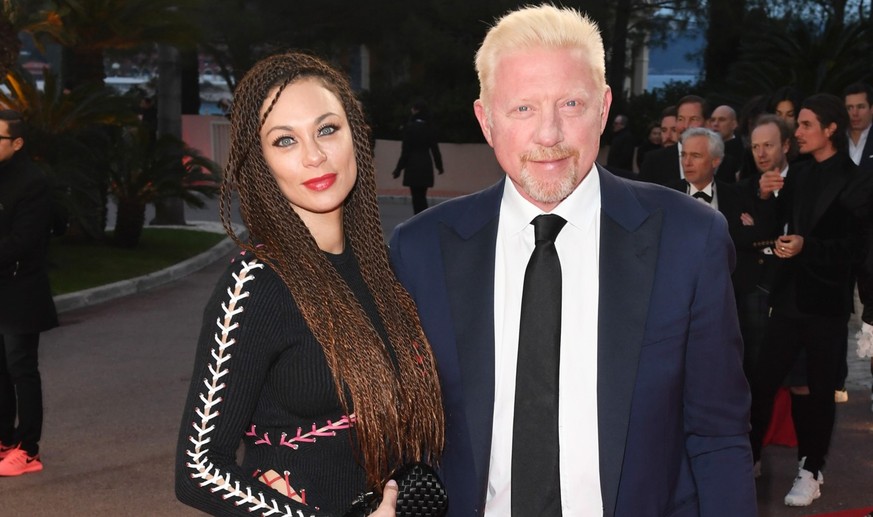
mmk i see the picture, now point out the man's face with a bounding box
[474,46,611,212]
[750,122,789,174]
[845,92,873,132]
[676,102,705,136]
[660,116,678,147]
[795,108,835,160]
[709,106,737,141]
[680,134,719,189]
[0,120,23,163]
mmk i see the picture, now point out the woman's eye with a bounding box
[318,125,338,136]
[273,136,295,147]
[517,105,529,112]
[566,100,578,107]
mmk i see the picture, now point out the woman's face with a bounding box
[775,100,796,130]
[648,126,662,145]
[259,78,357,226]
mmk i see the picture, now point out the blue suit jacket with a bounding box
[389,166,757,517]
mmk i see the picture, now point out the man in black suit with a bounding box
[606,114,635,176]
[0,110,57,476]
[845,82,873,174]
[843,82,873,406]
[710,105,745,166]
[749,94,870,507]
[640,95,740,185]
[669,129,771,363]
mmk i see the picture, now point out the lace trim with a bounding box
[182,259,315,517]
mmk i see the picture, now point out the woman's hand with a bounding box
[369,480,398,516]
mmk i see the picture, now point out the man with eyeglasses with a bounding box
[0,109,57,476]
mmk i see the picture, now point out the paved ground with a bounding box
[1,195,871,516]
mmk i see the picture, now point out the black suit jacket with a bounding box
[762,153,867,316]
[0,152,58,333]
[669,179,775,295]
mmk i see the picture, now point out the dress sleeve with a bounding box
[175,256,329,517]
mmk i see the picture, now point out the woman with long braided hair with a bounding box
[175,52,444,516]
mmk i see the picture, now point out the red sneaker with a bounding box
[0,447,43,476]
[0,444,15,460]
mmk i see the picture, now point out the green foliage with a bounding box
[725,18,873,98]
[105,124,221,247]
[1,65,140,238]
[625,80,699,138]
[48,227,225,294]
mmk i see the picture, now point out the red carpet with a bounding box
[806,508,873,517]
[763,387,798,447]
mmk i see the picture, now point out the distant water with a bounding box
[646,74,698,91]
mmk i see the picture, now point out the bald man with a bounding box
[710,105,744,165]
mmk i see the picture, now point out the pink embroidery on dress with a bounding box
[248,414,357,450]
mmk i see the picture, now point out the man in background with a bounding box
[0,109,58,476]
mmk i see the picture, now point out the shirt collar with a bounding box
[688,180,714,197]
[501,163,601,237]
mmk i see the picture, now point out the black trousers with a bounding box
[749,313,846,473]
[410,187,429,215]
[0,333,42,455]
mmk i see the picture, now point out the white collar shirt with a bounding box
[488,163,602,516]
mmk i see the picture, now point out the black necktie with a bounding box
[693,190,712,203]
[511,214,566,516]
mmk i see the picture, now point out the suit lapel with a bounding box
[596,167,662,515]
[439,181,503,494]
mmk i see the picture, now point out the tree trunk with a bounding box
[607,0,633,117]
[151,44,186,225]
[703,0,745,90]
[113,198,146,248]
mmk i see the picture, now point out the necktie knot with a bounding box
[692,191,712,203]
[533,214,567,243]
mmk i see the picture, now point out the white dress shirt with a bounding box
[487,164,602,516]
[849,125,870,166]
[688,180,718,210]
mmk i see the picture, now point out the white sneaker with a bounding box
[784,469,822,506]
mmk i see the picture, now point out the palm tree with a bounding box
[106,125,220,247]
[1,65,139,238]
[725,18,873,97]
[27,0,203,88]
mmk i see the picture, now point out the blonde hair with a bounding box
[475,4,606,110]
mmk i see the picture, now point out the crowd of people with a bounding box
[608,83,873,507]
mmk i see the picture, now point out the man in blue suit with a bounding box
[389,5,756,516]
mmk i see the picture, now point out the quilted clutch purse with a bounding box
[345,462,448,517]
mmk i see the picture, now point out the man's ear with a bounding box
[11,137,23,152]
[473,99,494,147]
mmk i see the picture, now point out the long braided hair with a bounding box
[220,52,444,489]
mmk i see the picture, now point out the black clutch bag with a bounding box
[345,462,448,517]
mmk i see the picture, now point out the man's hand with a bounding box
[758,169,784,199]
[774,234,803,259]
[740,212,755,226]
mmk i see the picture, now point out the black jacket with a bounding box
[393,116,443,188]
[0,152,58,333]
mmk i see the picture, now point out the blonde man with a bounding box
[390,5,755,516]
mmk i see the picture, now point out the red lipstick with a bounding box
[303,173,337,191]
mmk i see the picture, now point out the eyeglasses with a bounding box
[0,136,16,140]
